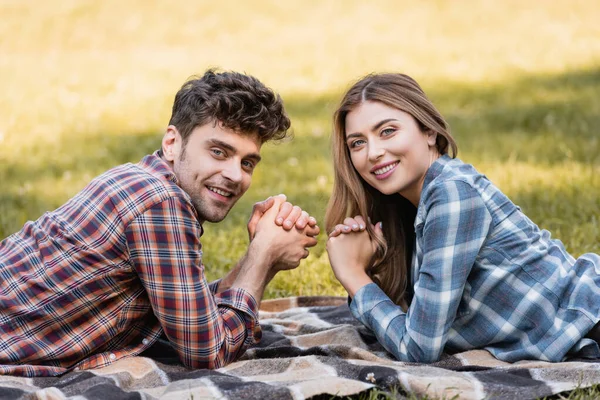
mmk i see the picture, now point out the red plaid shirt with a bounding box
[0,151,261,377]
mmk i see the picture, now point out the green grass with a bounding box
[1,1,600,398]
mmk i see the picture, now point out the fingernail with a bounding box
[378,222,383,229]
[352,224,358,230]
[285,220,292,228]
[343,226,350,232]
[359,224,364,230]
[276,217,283,224]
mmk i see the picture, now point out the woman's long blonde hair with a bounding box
[326,73,458,309]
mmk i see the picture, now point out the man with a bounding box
[0,70,319,377]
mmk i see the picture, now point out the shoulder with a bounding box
[417,158,493,222]
[85,157,193,222]
[422,158,488,202]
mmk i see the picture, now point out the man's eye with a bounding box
[242,160,255,171]
[212,149,225,157]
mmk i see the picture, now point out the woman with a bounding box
[325,72,600,363]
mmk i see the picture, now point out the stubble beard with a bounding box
[190,194,231,223]
[176,147,235,223]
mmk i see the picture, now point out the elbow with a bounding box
[180,353,226,370]
[408,351,442,364]
[389,341,443,364]
[178,342,246,370]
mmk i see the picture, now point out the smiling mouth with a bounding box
[207,186,233,197]
[372,162,399,176]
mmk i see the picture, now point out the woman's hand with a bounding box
[326,215,383,296]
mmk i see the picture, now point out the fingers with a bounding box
[343,216,366,232]
[329,223,350,237]
[273,193,287,202]
[254,196,275,214]
[370,220,384,239]
[304,236,318,248]
[305,224,320,237]
[275,201,293,226]
[279,204,319,231]
[283,205,302,229]
[302,249,310,259]
[247,196,276,240]
[329,215,367,237]
[353,215,366,230]
[295,210,310,229]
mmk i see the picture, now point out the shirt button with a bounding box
[142,338,149,345]
[109,353,116,361]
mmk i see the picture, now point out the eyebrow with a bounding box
[208,138,262,163]
[346,118,398,140]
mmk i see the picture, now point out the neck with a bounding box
[401,150,441,207]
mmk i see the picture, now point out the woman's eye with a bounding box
[381,128,395,136]
[350,139,366,148]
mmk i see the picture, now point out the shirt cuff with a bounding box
[214,287,261,345]
[349,282,397,327]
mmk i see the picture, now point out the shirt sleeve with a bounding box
[350,179,492,362]
[124,196,261,369]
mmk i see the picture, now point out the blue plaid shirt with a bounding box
[350,155,600,363]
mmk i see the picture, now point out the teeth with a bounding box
[208,187,232,197]
[373,162,398,175]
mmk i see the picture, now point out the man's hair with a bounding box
[169,69,291,144]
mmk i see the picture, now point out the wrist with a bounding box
[230,246,270,302]
[248,237,276,267]
[341,272,373,298]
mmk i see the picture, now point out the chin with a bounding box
[201,210,230,223]
[370,184,400,196]
[193,203,230,223]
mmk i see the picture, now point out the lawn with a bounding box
[1,1,600,396]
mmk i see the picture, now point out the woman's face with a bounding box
[344,101,439,206]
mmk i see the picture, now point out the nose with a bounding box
[367,140,385,162]
[221,161,243,183]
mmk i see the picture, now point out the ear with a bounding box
[162,125,182,162]
[426,129,438,147]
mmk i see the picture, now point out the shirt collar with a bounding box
[137,151,203,233]
[138,150,180,186]
[421,153,453,193]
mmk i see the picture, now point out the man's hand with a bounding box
[247,194,319,241]
[251,196,318,272]
[230,196,319,303]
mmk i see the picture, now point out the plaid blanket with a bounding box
[2,296,600,400]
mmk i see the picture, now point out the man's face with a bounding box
[162,122,262,224]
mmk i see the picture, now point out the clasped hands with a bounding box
[249,196,382,296]
[326,216,383,296]
[247,195,319,279]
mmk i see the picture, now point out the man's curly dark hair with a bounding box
[169,69,291,144]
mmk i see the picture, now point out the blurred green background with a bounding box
[1,0,599,299]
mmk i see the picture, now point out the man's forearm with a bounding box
[229,241,273,304]
[214,261,242,293]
